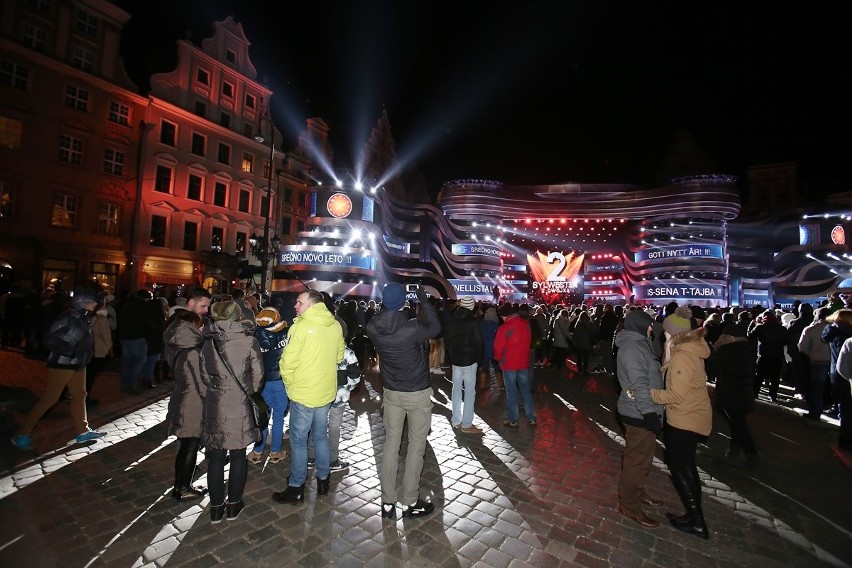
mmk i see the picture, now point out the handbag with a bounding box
[214,346,270,430]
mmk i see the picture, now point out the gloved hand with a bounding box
[642,412,662,435]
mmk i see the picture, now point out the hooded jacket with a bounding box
[279,302,344,407]
[365,289,441,392]
[44,306,94,370]
[614,324,664,428]
[651,330,712,436]
[444,307,484,366]
[200,320,263,449]
[164,318,205,438]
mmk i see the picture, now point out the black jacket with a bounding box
[44,306,94,370]
[706,337,756,410]
[365,289,441,392]
[443,308,483,366]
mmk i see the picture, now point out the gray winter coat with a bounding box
[200,320,263,450]
[164,319,205,438]
[614,328,664,428]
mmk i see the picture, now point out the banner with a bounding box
[447,279,498,299]
[634,244,723,263]
[451,243,501,257]
[278,248,377,271]
[633,284,725,301]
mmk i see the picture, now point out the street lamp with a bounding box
[253,96,277,293]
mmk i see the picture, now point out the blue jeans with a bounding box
[119,338,147,390]
[288,400,331,486]
[503,368,536,423]
[142,353,160,382]
[808,363,829,418]
[309,399,346,463]
[451,363,478,428]
[254,379,289,453]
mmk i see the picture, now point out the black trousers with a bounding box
[719,405,757,454]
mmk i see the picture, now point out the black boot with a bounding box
[174,438,204,499]
[317,476,330,495]
[667,468,709,539]
[272,480,305,504]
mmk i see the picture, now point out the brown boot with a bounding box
[477,369,489,390]
[495,370,504,389]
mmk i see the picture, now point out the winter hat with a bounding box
[498,303,517,318]
[459,296,475,311]
[382,283,406,311]
[484,307,499,322]
[211,300,242,322]
[256,307,287,332]
[72,286,99,308]
[663,305,693,336]
[623,310,654,334]
[781,312,796,328]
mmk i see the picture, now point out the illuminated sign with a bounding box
[448,279,498,299]
[742,291,770,308]
[382,234,410,255]
[311,191,374,222]
[633,285,725,300]
[362,196,375,222]
[634,244,723,263]
[832,225,846,245]
[528,251,584,295]
[278,248,377,271]
[451,243,501,257]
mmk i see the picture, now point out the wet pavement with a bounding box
[0,347,850,568]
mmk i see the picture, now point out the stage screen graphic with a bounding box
[527,251,584,296]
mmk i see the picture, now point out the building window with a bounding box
[194,100,206,118]
[187,173,202,200]
[225,49,236,64]
[103,148,125,176]
[154,165,173,193]
[297,220,306,233]
[236,232,247,256]
[65,84,89,110]
[211,226,224,253]
[262,158,272,180]
[280,216,292,236]
[51,192,77,227]
[1,183,16,220]
[213,182,227,207]
[241,152,254,173]
[217,143,230,165]
[0,60,29,89]
[245,93,256,110]
[0,117,23,149]
[72,46,93,72]
[222,81,234,98]
[243,124,253,138]
[97,203,119,235]
[150,215,166,247]
[26,0,51,14]
[261,194,269,218]
[22,23,47,51]
[238,189,250,213]
[219,112,230,128]
[190,132,205,156]
[108,101,130,126]
[196,68,209,85]
[160,120,176,146]
[283,187,293,204]
[183,221,198,251]
[76,9,98,37]
[59,134,83,165]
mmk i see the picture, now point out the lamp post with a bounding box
[253,97,277,294]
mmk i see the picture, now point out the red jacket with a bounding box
[493,315,531,371]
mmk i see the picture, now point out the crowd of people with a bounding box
[4,282,852,531]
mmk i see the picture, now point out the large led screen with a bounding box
[527,251,584,296]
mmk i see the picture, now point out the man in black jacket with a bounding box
[444,297,484,434]
[366,284,441,520]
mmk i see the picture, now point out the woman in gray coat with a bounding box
[201,301,263,523]
[164,310,207,501]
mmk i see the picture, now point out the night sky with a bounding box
[114,1,850,201]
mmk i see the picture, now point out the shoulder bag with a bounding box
[214,345,269,430]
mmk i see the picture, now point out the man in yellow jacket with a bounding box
[272,290,344,504]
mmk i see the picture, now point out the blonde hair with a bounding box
[826,309,852,326]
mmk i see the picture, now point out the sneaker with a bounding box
[268,450,288,464]
[459,425,484,435]
[307,458,315,469]
[11,434,33,450]
[381,502,396,519]
[528,419,537,426]
[247,451,264,464]
[75,430,106,443]
[402,498,435,518]
[226,500,245,521]
[432,368,445,376]
[329,460,349,472]
[503,420,518,428]
[210,503,225,524]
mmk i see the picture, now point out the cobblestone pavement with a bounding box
[0,347,850,567]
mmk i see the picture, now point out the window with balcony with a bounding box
[97,202,119,235]
[0,60,29,89]
[191,132,205,156]
[150,215,166,247]
[217,143,230,165]
[187,173,202,200]
[76,9,98,37]
[51,192,77,228]
[160,120,176,146]
[183,221,198,251]
[211,226,224,253]
[108,101,130,126]
[65,84,89,110]
[72,46,93,72]
[59,134,83,165]
[238,189,250,213]
[1,183,16,220]
[0,117,23,149]
[22,23,46,51]
[154,165,172,193]
[213,181,227,207]
[241,152,254,173]
[196,68,209,86]
[103,148,124,176]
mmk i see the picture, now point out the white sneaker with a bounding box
[432,368,445,375]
